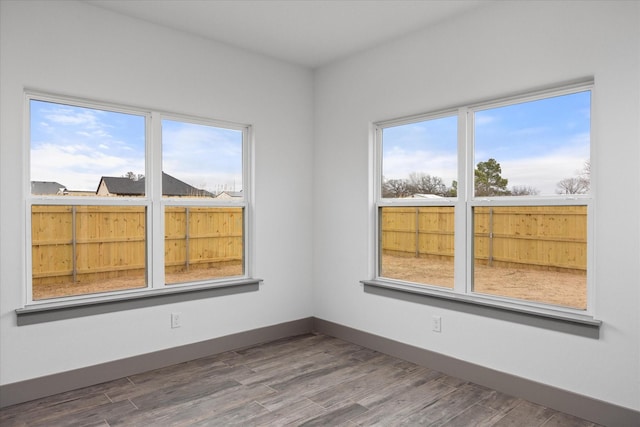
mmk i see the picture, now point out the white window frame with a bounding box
[372,82,595,318]
[24,91,254,307]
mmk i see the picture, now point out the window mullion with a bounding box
[149,112,164,289]
[454,107,469,294]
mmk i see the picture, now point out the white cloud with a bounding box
[31,143,143,191]
[162,122,243,191]
[383,147,457,185]
[475,114,498,126]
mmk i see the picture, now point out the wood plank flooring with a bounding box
[0,333,601,426]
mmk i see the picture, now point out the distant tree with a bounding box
[475,158,510,196]
[556,161,590,194]
[556,177,589,194]
[446,180,458,197]
[407,172,448,196]
[123,171,144,181]
[510,185,539,196]
[382,178,412,198]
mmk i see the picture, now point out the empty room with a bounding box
[0,0,638,425]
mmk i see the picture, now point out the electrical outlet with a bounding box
[171,312,181,328]
[432,315,442,333]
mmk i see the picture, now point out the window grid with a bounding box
[374,83,593,315]
[26,92,251,305]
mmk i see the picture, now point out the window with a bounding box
[379,114,458,289]
[375,83,592,313]
[27,93,251,303]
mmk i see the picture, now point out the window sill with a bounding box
[16,278,262,326]
[361,279,601,338]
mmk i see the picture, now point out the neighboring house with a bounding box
[96,172,214,197]
[216,190,243,200]
[31,181,67,195]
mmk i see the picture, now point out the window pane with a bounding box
[162,120,242,198]
[472,206,587,309]
[381,116,457,198]
[165,207,244,284]
[379,206,454,288]
[31,205,147,300]
[474,91,590,197]
[30,100,146,196]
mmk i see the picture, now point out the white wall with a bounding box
[0,1,314,384]
[313,0,640,411]
[2,0,639,414]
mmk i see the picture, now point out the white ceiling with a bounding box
[86,0,487,69]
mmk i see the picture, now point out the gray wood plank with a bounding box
[438,402,501,427]
[245,398,328,426]
[490,400,559,426]
[0,334,601,427]
[350,375,457,425]
[297,402,369,426]
[397,383,497,426]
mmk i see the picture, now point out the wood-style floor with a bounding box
[0,333,601,426]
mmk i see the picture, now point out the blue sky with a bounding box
[382,115,458,189]
[382,90,591,196]
[30,100,243,193]
[162,120,243,194]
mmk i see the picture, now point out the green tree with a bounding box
[447,180,458,197]
[475,158,510,196]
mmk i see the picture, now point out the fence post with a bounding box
[72,205,77,283]
[488,207,493,267]
[415,207,419,258]
[185,207,190,272]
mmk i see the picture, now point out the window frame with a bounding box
[372,82,595,319]
[23,91,255,308]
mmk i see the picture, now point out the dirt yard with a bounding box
[381,254,586,309]
[33,263,243,301]
[34,257,586,310]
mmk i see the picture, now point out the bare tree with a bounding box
[123,171,144,181]
[511,185,539,196]
[407,172,448,196]
[556,177,589,194]
[556,161,590,194]
[382,178,412,198]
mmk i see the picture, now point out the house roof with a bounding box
[217,190,243,199]
[99,176,145,195]
[31,181,67,195]
[98,173,213,197]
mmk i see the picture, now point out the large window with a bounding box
[27,93,251,302]
[375,83,592,312]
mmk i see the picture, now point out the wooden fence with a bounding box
[31,205,243,286]
[381,205,587,272]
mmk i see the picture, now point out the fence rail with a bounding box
[32,204,586,286]
[381,205,587,272]
[31,205,243,286]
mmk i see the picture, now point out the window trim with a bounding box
[23,90,256,311]
[371,81,597,323]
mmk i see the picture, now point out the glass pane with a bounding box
[474,91,591,197]
[162,120,242,198]
[379,206,454,288]
[165,207,244,284]
[30,100,145,196]
[381,116,457,198]
[473,206,587,309]
[31,205,147,300]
